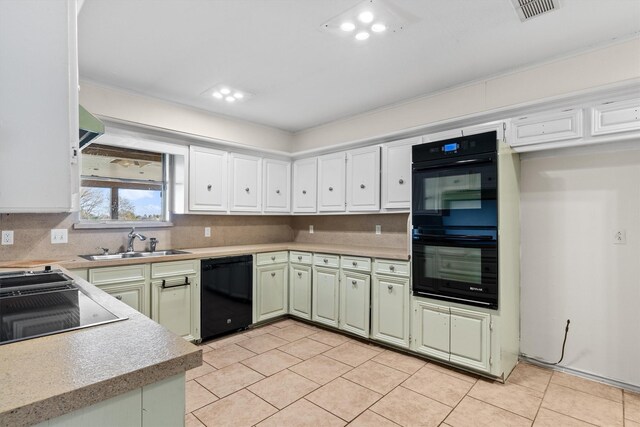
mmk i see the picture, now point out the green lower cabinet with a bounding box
[371,274,410,348]
[289,264,312,320]
[339,270,370,338]
[312,266,340,328]
[255,263,289,322]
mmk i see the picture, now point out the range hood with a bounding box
[79,105,105,150]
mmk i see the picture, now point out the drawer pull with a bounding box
[328,187,333,191]
[271,272,276,277]
[271,256,276,261]
[276,189,280,194]
[115,295,123,300]
[323,258,328,263]
[352,261,358,267]
[360,184,365,189]
[399,179,404,184]
[162,277,191,289]
[387,284,393,291]
[245,187,250,192]
[297,272,302,278]
[351,280,357,286]
[207,184,212,191]
[298,255,302,261]
[389,265,395,271]
[302,190,307,194]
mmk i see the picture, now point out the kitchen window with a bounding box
[80,144,169,223]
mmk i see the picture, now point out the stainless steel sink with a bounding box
[80,250,190,261]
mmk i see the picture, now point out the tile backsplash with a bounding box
[0,212,408,261]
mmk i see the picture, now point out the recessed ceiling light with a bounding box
[355,31,370,41]
[220,87,231,95]
[225,96,235,102]
[371,23,386,32]
[340,22,355,32]
[358,11,374,23]
[233,92,244,99]
[212,92,223,99]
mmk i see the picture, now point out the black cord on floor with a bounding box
[537,319,570,366]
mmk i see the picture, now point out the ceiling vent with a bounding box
[511,0,558,22]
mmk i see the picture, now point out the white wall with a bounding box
[79,81,294,153]
[519,146,640,388]
[293,37,640,152]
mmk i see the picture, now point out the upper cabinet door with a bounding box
[292,158,318,213]
[263,158,291,213]
[229,153,262,212]
[347,146,380,212]
[381,138,417,210]
[189,146,228,212]
[318,152,346,212]
[0,0,79,213]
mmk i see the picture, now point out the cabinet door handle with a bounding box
[297,255,302,261]
[115,295,123,300]
[399,179,404,185]
[276,189,280,194]
[389,265,395,271]
[387,284,393,291]
[352,261,358,267]
[245,187,250,192]
[271,272,276,277]
[271,256,276,261]
[162,277,191,289]
[360,184,365,189]
[298,272,302,278]
[323,258,328,263]
[328,187,333,191]
[351,280,357,286]
[207,184,212,191]
[302,190,307,194]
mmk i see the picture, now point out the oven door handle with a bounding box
[416,234,495,241]
[413,157,494,171]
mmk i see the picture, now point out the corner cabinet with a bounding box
[412,297,492,373]
[151,259,200,342]
[262,158,291,213]
[317,152,346,212]
[255,252,289,322]
[371,259,411,348]
[0,0,79,213]
[292,158,318,213]
[346,146,380,212]
[189,146,228,212]
[381,138,416,210]
[229,153,262,212]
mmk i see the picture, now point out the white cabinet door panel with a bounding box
[230,153,261,212]
[346,146,380,211]
[412,300,450,361]
[381,138,415,209]
[450,307,491,372]
[289,264,312,320]
[151,277,195,340]
[339,271,370,338]
[591,98,640,136]
[263,158,291,212]
[256,264,288,321]
[312,266,340,327]
[292,158,317,213]
[317,152,346,212]
[189,146,228,211]
[371,275,410,348]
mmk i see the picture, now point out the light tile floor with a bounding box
[185,319,638,427]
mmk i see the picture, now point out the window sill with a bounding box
[73,221,173,230]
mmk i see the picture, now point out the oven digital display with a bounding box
[443,143,459,153]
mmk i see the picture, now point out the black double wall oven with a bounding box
[412,131,499,309]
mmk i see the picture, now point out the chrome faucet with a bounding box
[149,237,158,252]
[126,228,147,252]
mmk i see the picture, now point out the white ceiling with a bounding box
[78,0,640,133]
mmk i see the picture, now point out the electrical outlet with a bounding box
[613,229,627,245]
[309,225,314,234]
[51,229,68,244]
[1,230,14,245]
[375,225,382,235]
[204,227,211,237]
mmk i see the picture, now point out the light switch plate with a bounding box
[309,225,314,234]
[1,230,14,245]
[51,229,68,244]
[375,225,382,235]
[204,227,211,237]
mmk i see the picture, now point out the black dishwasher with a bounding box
[200,255,253,340]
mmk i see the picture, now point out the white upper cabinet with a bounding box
[0,0,79,213]
[318,152,346,212]
[346,146,380,212]
[591,97,640,136]
[292,158,318,213]
[511,108,583,147]
[229,153,262,212]
[263,158,291,213]
[189,146,228,212]
[381,137,417,210]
